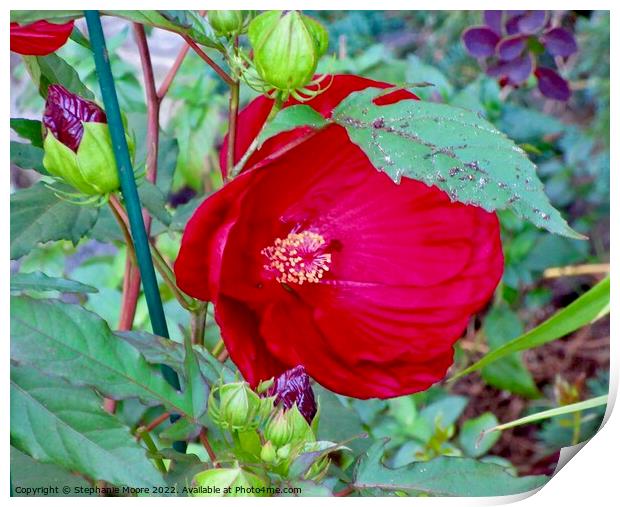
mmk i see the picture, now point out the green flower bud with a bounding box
[264,404,315,449]
[208,381,264,431]
[260,441,277,464]
[192,466,267,497]
[276,443,291,461]
[209,10,253,37]
[248,10,328,96]
[264,408,294,448]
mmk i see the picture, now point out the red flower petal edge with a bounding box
[175,74,504,399]
[43,84,107,152]
[10,20,74,56]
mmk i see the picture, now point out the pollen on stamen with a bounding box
[261,230,332,285]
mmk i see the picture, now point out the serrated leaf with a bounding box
[11,365,165,488]
[104,10,221,49]
[116,330,235,385]
[11,119,44,147]
[332,88,583,239]
[258,105,328,148]
[10,296,196,419]
[138,181,172,226]
[10,10,82,24]
[10,183,99,259]
[11,447,90,496]
[451,276,610,380]
[458,413,500,458]
[354,440,548,496]
[22,54,94,100]
[10,141,46,174]
[11,271,98,294]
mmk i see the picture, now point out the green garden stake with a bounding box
[84,10,186,453]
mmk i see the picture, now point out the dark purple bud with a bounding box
[483,11,503,36]
[542,27,578,57]
[535,67,571,101]
[43,84,107,152]
[497,35,526,61]
[266,365,317,424]
[517,11,547,34]
[462,26,500,58]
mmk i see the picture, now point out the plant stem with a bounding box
[85,11,185,453]
[137,427,168,473]
[335,484,355,497]
[150,241,197,311]
[227,78,240,177]
[199,428,220,467]
[157,43,189,100]
[182,35,234,85]
[137,411,171,438]
[211,339,225,357]
[191,303,208,346]
[229,98,283,179]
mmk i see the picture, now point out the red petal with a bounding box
[10,20,74,56]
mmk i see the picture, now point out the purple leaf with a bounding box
[497,35,526,61]
[483,11,503,35]
[462,26,500,58]
[542,27,578,57]
[266,365,317,424]
[43,84,106,152]
[517,11,547,34]
[535,67,571,101]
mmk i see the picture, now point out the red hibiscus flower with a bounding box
[175,75,504,399]
[10,20,74,56]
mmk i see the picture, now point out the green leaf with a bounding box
[11,447,90,496]
[451,276,610,380]
[258,105,328,148]
[354,440,548,496]
[116,330,235,385]
[22,54,94,100]
[11,365,165,488]
[332,88,583,239]
[10,296,196,419]
[11,119,44,147]
[458,413,500,458]
[11,271,98,294]
[11,10,82,24]
[480,308,540,398]
[138,181,172,226]
[10,141,46,174]
[104,10,221,49]
[182,333,209,420]
[489,395,608,433]
[10,183,99,260]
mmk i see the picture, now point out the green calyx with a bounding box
[264,404,315,449]
[192,466,267,497]
[208,380,270,432]
[42,122,134,197]
[248,10,328,96]
[209,10,253,37]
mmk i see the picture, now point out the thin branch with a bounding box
[182,35,234,86]
[543,263,610,279]
[199,428,220,467]
[137,411,172,439]
[191,303,208,346]
[133,23,160,191]
[157,43,190,100]
[136,427,168,473]
[334,484,355,497]
[227,79,240,177]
